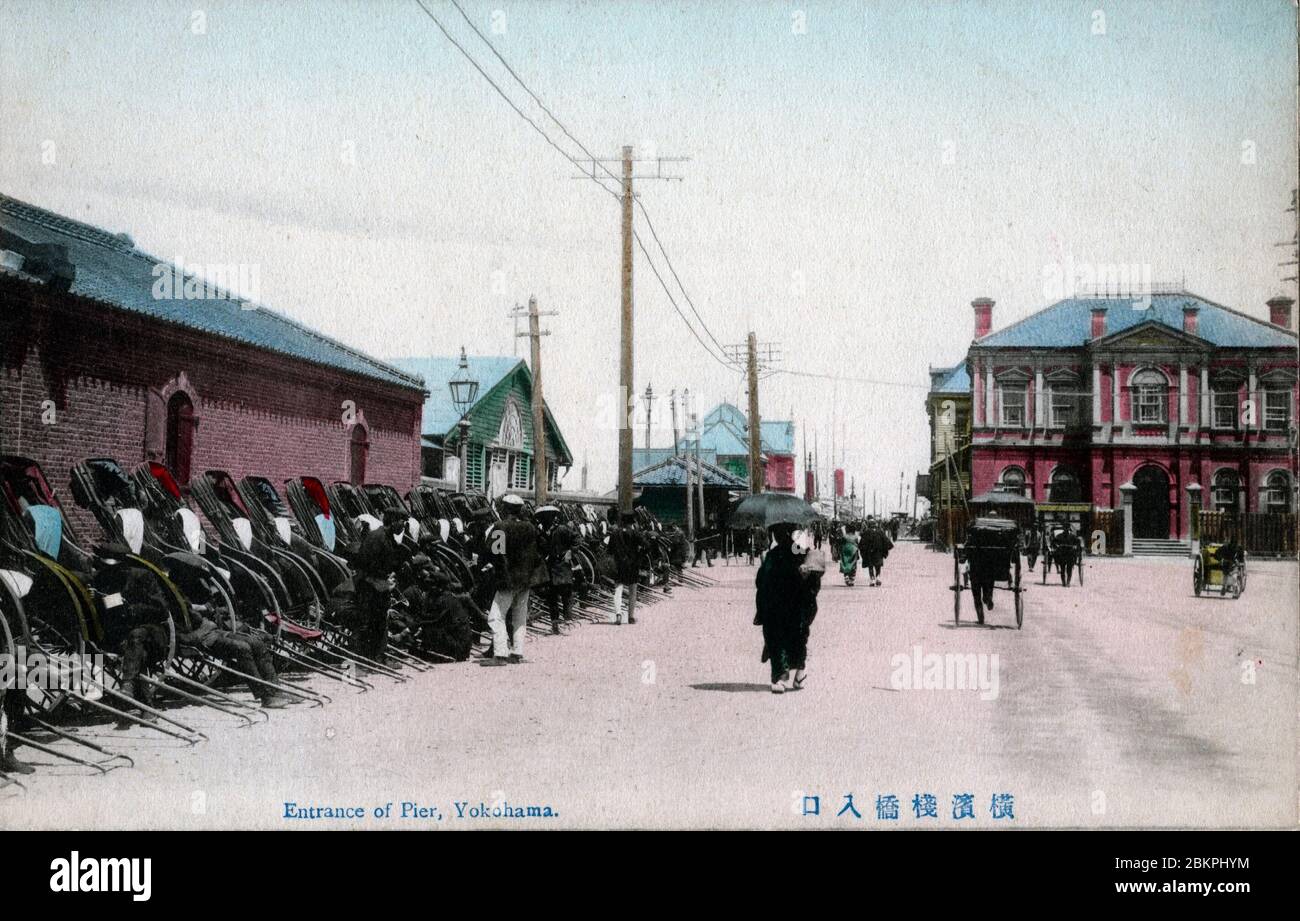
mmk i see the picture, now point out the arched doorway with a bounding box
[1132,465,1170,539]
[349,424,369,485]
[165,391,196,486]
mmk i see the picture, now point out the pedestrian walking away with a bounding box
[483,494,542,664]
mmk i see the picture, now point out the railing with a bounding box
[1197,511,1297,557]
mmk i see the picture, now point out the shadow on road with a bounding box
[689,682,772,693]
[938,622,1019,631]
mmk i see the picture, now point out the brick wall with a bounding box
[1,279,424,540]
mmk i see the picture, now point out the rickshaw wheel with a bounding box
[951,546,961,625]
[1013,554,1023,629]
[1192,557,1203,597]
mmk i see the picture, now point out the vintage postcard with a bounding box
[1,0,1296,863]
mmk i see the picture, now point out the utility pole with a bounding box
[512,295,557,504]
[670,388,680,456]
[582,144,687,515]
[746,333,762,494]
[724,335,780,496]
[684,389,695,556]
[643,382,655,450]
[696,426,705,529]
[616,144,636,515]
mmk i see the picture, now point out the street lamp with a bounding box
[448,346,479,492]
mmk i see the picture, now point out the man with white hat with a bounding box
[482,494,541,664]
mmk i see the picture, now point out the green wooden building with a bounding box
[387,355,573,495]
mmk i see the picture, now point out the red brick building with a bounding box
[961,290,1297,547]
[0,194,426,534]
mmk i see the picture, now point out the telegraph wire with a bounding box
[439,0,738,368]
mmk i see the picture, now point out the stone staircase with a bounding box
[1131,537,1192,557]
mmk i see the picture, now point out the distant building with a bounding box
[961,290,1296,546]
[925,361,972,510]
[0,193,426,537]
[631,454,747,526]
[679,402,795,492]
[388,355,573,496]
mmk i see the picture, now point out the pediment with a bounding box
[1092,319,1210,352]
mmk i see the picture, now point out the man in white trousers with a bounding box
[482,494,541,665]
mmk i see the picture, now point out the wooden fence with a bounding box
[1091,509,1126,556]
[1196,511,1296,557]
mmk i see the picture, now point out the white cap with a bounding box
[502,494,525,507]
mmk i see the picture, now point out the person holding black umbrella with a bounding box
[755,522,812,693]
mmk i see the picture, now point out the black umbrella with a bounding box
[729,492,820,529]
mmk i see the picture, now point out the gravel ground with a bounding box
[3,542,1296,829]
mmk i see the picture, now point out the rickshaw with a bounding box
[952,517,1024,628]
[1040,526,1084,587]
[1193,541,1246,599]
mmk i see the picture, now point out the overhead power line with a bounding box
[428,0,738,370]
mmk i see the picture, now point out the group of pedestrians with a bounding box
[478,498,652,666]
[829,517,894,587]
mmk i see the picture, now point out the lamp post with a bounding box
[448,347,479,493]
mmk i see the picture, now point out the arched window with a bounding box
[1264,471,1292,514]
[1212,468,1241,514]
[349,424,369,485]
[1131,369,1168,424]
[165,391,196,486]
[1048,466,1083,503]
[998,465,1026,496]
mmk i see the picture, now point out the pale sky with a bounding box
[3,0,1296,502]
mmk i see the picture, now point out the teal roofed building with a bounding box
[674,401,796,492]
[387,355,573,496]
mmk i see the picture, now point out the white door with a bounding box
[488,450,508,498]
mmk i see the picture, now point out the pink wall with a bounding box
[1,285,425,539]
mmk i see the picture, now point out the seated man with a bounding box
[1215,536,1243,593]
[177,606,290,708]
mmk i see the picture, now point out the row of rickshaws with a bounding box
[0,454,700,786]
[948,513,1245,629]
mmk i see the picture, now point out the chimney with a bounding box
[1090,305,1108,339]
[1267,295,1294,330]
[1182,302,1199,335]
[972,297,995,340]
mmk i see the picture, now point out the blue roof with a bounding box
[761,420,795,454]
[683,402,794,457]
[0,193,425,390]
[931,363,971,393]
[977,293,1297,349]
[386,355,521,437]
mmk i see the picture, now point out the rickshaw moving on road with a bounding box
[1041,525,1084,588]
[1193,541,1246,599]
[952,517,1024,629]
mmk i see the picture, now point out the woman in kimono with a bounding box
[754,523,811,693]
[838,528,861,586]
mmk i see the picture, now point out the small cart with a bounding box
[952,517,1024,629]
[1193,542,1246,599]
